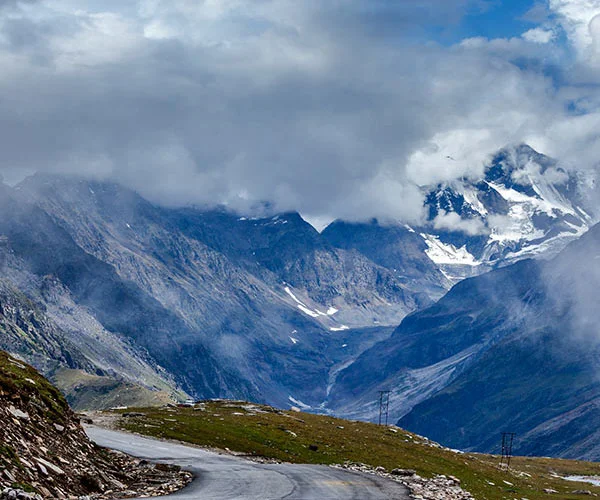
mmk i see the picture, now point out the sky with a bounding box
[0,0,599,225]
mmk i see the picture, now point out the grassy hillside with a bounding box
[0,350,70,422]
[108,400,600,500]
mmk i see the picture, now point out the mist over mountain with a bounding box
[327,145,597,284]
[329,222,600,459]
[0,141,597,460]
[0,184,185,407]
[1,171,435,410]
[1,0,600,226]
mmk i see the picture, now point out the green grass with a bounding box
[52,367,178,411]
[11,483,37,493]
[110,400,600,500]
[0,444,20,468]
[0,351,69,424]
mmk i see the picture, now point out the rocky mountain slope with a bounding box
[0,275,179,410]
[0,184,185,408]
[0,350,190,497]
[8,173,442,410]
[18,175,438,329]
[0,143,595,425]
[329,222,600,459]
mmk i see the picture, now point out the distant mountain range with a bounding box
[0,144,599,459]
[329,144,595,285]
[328,221,600,460]
[2,173,433,409]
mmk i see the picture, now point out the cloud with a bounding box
[520,2,552,24]
[549,0,600,65]
[433,212,489,236]
[522,27,556,43]
[0,0,598,228]
[0,0,37,9]
[510,159,570,185]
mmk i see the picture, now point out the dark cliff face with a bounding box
[322,219,449,294]
[331,224,600,459]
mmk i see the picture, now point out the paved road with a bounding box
[86,427,410,500]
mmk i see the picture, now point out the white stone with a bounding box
[8,406,29,420]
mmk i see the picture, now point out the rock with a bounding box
[36,458,64,475]
[79,474,104,493]
[105,477,125,490]
[0,489,42,500]
[1,489,17,500]
[335,463,474,499]
[2,471,16,482]
[8,406,30,421]
[543,489,558,494]
[36,461,48,476]
[391,469,416,477]
[155,463,180,472]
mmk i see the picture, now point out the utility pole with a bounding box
[500,432,516,468]
[378,390,391,426]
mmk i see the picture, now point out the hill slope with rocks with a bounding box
[0,350,190,498]
[0,185,184,408]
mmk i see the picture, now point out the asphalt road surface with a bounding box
[86,427,410,499]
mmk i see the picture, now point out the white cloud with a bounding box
[511,161,570,186]
[549,0,600,60]
[522,27,556,44]
[433,212,489,236]
[0,0,598,228]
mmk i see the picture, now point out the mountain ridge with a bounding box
[0,144,597,456]
[329,223,600,459]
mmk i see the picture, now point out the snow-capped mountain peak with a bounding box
[421,145,597,281]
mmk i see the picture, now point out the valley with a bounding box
[0,144,599,463]
[4,2,600,497]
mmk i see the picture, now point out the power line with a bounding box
[500,432,516,469]
[378,390,391,426]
